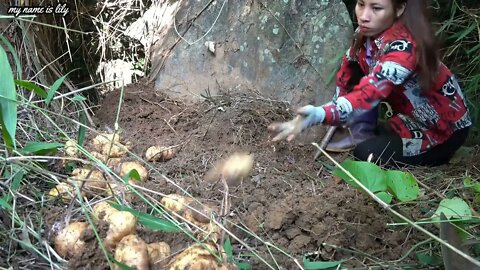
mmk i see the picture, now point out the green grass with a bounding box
[434,0,480,141]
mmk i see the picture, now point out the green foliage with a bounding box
[109,203,182,232]
[416,252,444,267]
[432,197,472,222]
[20,141,64,155]
[303,256,345,270]
[14,80,47,98]
[45,69,78,105]
[0,43,18,149]
[2,165,25,204]
[121,169,141,183]
[78,110,87,146]
[434,0,480,140]
[224,236,253,269]
[333,159,420,204]
[463,176,480,203]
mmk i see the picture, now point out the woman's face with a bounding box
[355,0,398,37]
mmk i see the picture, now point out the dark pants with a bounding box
[353,126,470,167]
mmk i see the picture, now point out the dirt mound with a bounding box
[85,81,423,268]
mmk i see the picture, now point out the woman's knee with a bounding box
[353,142,371,161]
[353,135,402,163]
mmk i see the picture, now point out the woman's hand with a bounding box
[268,105,326,142]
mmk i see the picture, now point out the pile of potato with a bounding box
[50,132,246,269]
[53,197,235,269]
[54,201,171,269]
[49,133,177,202]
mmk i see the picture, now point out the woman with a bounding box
[268,0,472,166]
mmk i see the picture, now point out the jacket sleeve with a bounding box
[335,48,356,98]
[323,39,417,125]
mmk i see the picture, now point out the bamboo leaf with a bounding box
[45,68,79,105]
[109,203,182,232]
[0,45,17,149]
[0,197,12,210]
[224,237,233,261]
[78,110,86,146]
[20,142,63,155]
[0,34,21,79]
[72,95,86,102]
[14,80,47,98]
[452,23,476,42]
[3,166,25,204]
[303,257,344,269]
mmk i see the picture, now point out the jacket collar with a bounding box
[358,20,404,49]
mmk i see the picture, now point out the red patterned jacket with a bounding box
[322,21,471,156]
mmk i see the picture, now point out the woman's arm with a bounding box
[323,39,417,126]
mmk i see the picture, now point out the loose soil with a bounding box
[41,81,479,269]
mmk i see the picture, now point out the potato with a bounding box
[160,194,193,213]
[105,183,136,202]
[48,182,84,202]
[145,146,176,162]
[147,242,171,269]
[196,222,221,243]
[65,139,78,157]
[92,202,137,249]
[93,201,118,221]
[205,152,254,186]
[105,210,137,249]
[184,201,217,224]
[68,168,107,196]
[167,243,216,269]
[91,151,123,167]
[102,142,128,158]
[54,221,88,258]
[92,133,120,146]
[167,243,234,270]
[114,235,149,270]
[117,161,148,182]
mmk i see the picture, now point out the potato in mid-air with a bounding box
[205,152,254,187]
